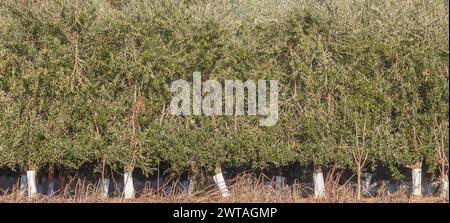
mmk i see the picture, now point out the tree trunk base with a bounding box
[412,168,422,197]
[441,175,449,199]
[123,170,135,199]
[213,166,230,198]
[19,175,27,197]
[313,172,325,198]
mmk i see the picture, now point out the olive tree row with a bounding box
[0,0,448,199]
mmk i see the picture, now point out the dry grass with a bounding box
[0,173,447,203]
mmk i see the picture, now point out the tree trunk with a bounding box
[188,165,199,195]
[47,164,55,196]
[47,181,55,196]
[99,178,110,198]
[26,170,37,197]
[441,174,449,199]
[313,164,325,198]
[275,176,287,192]
[362,173,373,196]
[213,165,230,198]
[19,174,27,197]
[275,168,286,192]
[98,162,110,198]
[123,166,135,199]
[411,161,422,197]
[356,167,361,200]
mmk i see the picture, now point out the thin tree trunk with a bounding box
[441,174,449,199]
[47,164,55,196]
[411,161,422,197]
[188,165,199,195]
[19,174,27,197]
[213,164,230,198]
[26,170,37,197]
[313,164,325,198]
[356,166,361,200]
[275,168,286,192]
[123,166,135,199]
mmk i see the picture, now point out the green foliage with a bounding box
[0,0,448,180]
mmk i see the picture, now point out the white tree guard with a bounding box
[124,171,135,199]
[19,175,27,197]
[275,176,286,191]
[26,170,37,197]
[442,175,449,198]
[412,168,422,196]
[313,172,325,198]
[213,172,230,198]
[99,178,110,198]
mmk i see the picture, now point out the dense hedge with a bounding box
[0,0,448,185]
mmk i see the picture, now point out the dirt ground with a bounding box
[1,173,448,203]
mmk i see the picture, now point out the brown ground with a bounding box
[1,173,448,203]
